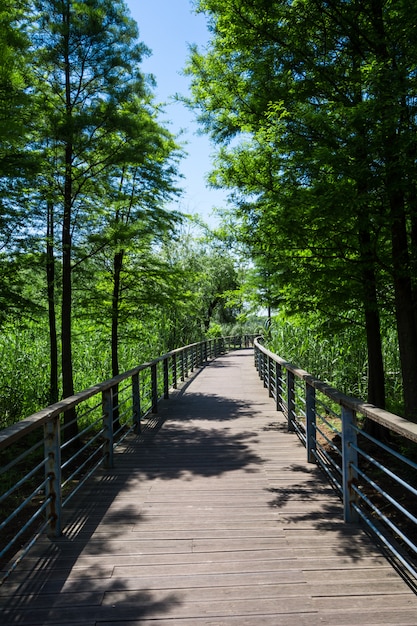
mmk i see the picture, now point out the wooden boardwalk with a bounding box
[1,349,417,625]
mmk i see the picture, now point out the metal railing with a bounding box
[254,337,417,581]
[0,335,254,582]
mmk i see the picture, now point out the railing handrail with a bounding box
[254,337,417,581]
[0,334,255,582]
[255,337,417,444]
[0,336,254,451]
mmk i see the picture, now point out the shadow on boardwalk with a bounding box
[2,352,417,625]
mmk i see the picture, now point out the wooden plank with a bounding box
[1,348,417,626]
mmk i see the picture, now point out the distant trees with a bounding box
[187,0,417,420]
[0,0,249,431]
[26,0,183,437]
[0,1,184,425]
[0,0,38,322]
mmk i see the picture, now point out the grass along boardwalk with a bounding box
[1,348,417,625]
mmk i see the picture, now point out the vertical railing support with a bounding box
[163,357,169,399]
[132,373,141,433]
[256,348,261,378]
[287,369,295,431]
[184,348,189,378]
[267,357,273,396]
[44,415,62,537]
[102,388,114,469]
[275,361,282,411]
[172,354,177,389]
[306,382,316,463]
[151,363,158,413]
[180,350,185,382]
[342,405,359,523]
[263,354,268,389]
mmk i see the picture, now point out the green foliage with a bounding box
[186,0,417,418]
[0,323,50,429]
[268,313,402,413]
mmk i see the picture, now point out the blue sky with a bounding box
[124,0,227,226]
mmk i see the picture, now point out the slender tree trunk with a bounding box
[369,0,417,420]
[358,226,385,409]
[46,200,59,405]
[390,200,417,421]
[111,250,124,432]
[61,1,77,439]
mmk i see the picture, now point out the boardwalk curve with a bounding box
[1,349,417,625]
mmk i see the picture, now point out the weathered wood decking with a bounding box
[1,349,417,625]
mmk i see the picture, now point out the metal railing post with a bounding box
[184,348,189,377]
[44,415,62,537]
[180,350,185,381]
[102,388,114,469]
[268,356,273,397]
[287,369,296,431]
[306,382,316,463]
[275,361,282,411]
[151,363,158,413]
[172,354,177,389]
[163,357,169,399]
[342,405,359,523]
[132,373,141,433]
[262,352,267,384]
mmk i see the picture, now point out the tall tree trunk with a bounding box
[46,200,58,405]
[358,225,385,409]
[111,250,124,432]
[61,0,77,439]
[356,217,386,436]
[390,199,417,421]
[370,0,417,420]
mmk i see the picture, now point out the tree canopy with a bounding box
[187,0,417,420]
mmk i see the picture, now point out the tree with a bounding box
[31,0,151,437]
[187,0,417,418]
[0,1,39,320]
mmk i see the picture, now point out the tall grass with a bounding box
[0,318,172,430]
[268,315,402,414]
[0,323,50,429]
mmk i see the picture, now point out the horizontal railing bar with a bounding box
[0,457,47,504]
[0,437,44,477]
[353,424,417,472]
[0,476,49,533]
[352,480,417,554]
[0,342,205,450]
[254,337,417,580]
[0,334,255,583]
[0,496,51,559]
[353,445,417,498]
[353,503,417,580]
[255,338,417,444]
[62,443,104,489]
